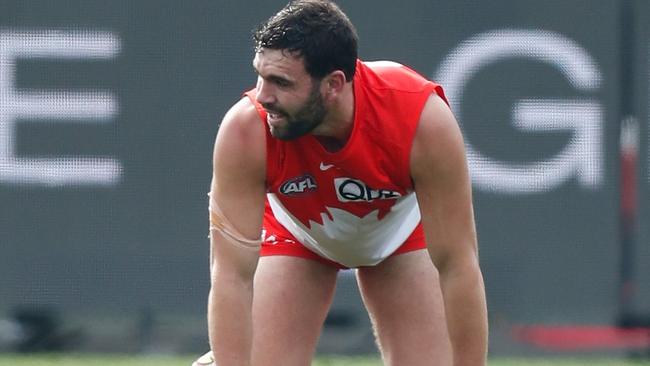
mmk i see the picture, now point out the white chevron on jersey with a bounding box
[267,192,421,267]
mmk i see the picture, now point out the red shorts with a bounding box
[260,221,427,269]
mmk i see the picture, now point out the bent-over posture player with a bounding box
[194,1,488,365]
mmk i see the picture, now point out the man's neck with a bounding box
[312,83,355,152]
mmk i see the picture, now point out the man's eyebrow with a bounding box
[268,74,293,84]
[253,69,294,85]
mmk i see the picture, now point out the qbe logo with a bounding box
[334,178,401,202]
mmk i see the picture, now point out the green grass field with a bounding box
[2,354,650,366]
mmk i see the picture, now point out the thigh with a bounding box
[356,249,452,366]
[251,255,339,366]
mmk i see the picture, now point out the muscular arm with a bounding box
[208,98,266,366]
[410,94,488,366]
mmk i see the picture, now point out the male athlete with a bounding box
[194,0,488,365]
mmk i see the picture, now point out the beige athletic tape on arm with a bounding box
[208,193,262,250]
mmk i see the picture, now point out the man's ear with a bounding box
[323,70,347,100]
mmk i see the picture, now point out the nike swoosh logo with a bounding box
[320,162,335,171]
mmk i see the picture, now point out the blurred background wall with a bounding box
[1,0,648,356]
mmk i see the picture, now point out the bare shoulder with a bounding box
[213,97,266,177]
[410,93,466,180]
[216,97,265,151]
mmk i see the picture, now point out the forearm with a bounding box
[439,258,488,366]
[208,274,254,366]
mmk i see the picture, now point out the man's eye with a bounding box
[269,77,291,87]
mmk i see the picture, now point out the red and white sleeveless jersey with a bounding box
[245,60,447,267]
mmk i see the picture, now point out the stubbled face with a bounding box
[253,49,327,140]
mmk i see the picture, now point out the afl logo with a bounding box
[280,174,318,196]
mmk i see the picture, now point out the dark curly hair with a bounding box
[253,0,358,81]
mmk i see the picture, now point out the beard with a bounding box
[263,84,327,141]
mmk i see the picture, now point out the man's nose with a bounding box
[255,79,276,105]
